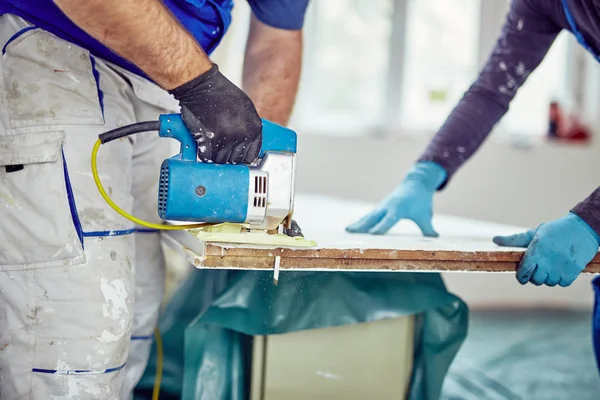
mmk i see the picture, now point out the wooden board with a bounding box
[163,194,600,273]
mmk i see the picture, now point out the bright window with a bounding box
[213,0,576,137]
[398,0,480,132]
[290,0,394,135]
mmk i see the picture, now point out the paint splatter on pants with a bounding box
[0,14,179,399]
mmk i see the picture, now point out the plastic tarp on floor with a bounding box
[442,307,600,400]
[134,270,468,400]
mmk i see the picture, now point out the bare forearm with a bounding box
[53,0,211,89]
[242,14,302,126]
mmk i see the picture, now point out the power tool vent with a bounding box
[158,164,169,217]
[253,175,267,208]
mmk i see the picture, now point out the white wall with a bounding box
[296,130,600,230]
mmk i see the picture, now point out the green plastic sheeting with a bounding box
[135,270,468,400]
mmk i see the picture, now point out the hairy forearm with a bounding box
[53,0,212,89]
[242,14,302,126]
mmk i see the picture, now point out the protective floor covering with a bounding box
[441,310,600,400]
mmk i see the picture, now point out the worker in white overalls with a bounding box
[0,0,309,398]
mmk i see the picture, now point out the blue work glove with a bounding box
[346,162,447,236]
[493,213,600,286]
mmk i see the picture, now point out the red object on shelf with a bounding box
[562,115,591,143]
[546,101,591,143]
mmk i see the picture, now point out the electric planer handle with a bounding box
[157,114,298,162]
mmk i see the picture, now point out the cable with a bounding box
[152,327,163,400]
[91,139,208,230]
[99,121,161,143]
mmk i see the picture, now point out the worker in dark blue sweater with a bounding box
[347,0,600,376]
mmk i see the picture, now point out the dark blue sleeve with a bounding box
[417,0,560,185]
[246,0,310,30]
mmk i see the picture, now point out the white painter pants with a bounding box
[0,15,180,399]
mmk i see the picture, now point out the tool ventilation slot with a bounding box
[253,175,267,208]
[158,164,169,217]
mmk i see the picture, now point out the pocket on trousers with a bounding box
[0,131,86,270]
[2,27,104,128]
[0,23,107,270]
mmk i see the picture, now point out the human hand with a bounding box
[493,213,600,286]
[346,162,447,236]
[169,64,262,164]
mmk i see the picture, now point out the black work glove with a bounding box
[168,64,262,164]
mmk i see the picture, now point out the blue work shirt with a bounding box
[0,0,309,79]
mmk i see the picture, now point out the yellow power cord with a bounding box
[91,138,205,399]
[152,327,163,400]
[91,139,208,231]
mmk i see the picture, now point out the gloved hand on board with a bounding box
[169,64,262,164]
[493,212,600,286]
[346,162,447,236]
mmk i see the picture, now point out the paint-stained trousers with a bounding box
[0,15,179,399]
